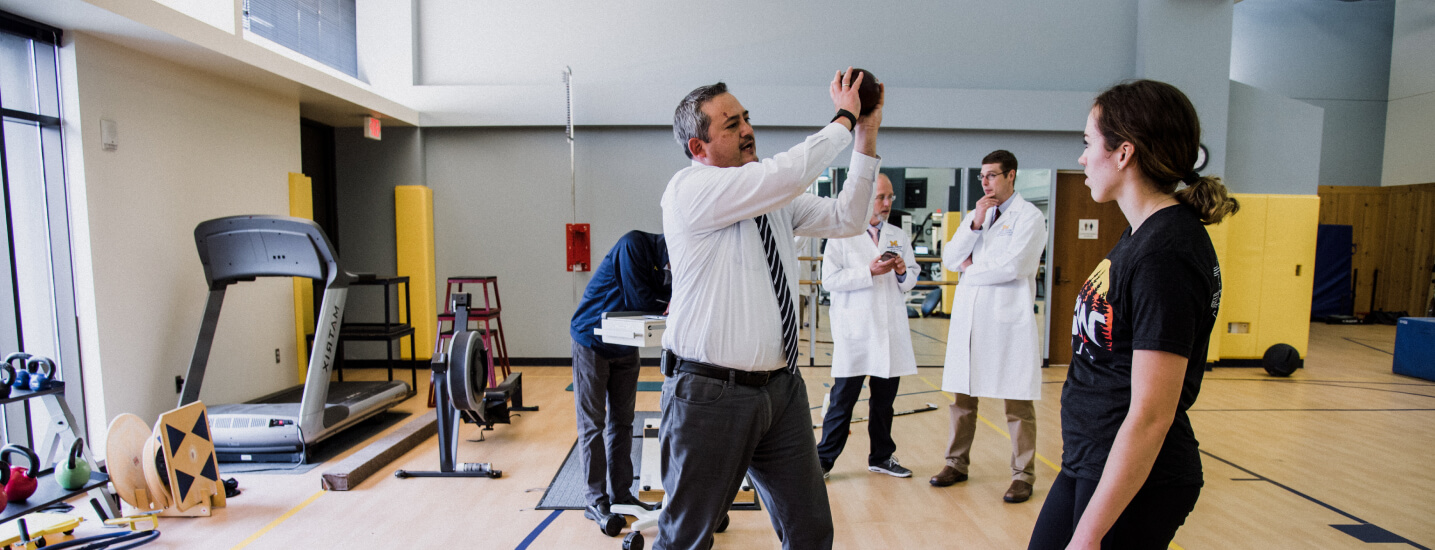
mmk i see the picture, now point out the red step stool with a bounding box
[430,276,511,407]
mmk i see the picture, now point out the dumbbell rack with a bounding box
[0,382,118,524]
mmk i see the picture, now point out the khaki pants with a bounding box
[944,393,1036,484]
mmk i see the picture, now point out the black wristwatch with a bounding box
[830,109,856,129]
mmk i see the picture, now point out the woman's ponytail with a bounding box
[1174,175,1239,225]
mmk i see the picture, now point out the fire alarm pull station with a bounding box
[567,223,590,272]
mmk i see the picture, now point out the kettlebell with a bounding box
[5,352,30,391]
[0,445,38,502]
[56,438,91,490]
[0,460,10,513]
[26,356,54,392]
[0,363,14,399]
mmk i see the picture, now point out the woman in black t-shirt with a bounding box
[1028,80,1239,550]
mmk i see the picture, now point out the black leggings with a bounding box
[1029,471,1201,550]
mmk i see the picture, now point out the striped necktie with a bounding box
[754,214,799,372]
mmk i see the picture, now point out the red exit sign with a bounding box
[364,116,382,140]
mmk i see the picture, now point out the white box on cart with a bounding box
[595,314,666,348]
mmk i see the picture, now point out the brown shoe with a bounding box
[929,466,968,487]
[1003,480,1033,503]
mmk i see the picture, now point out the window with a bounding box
[244,0,359,78]
[0,11,84,444]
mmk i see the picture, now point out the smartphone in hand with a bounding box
[879,251,899,262]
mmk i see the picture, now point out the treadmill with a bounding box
[179,215,412,463]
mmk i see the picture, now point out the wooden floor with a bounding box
[60,320,1435,549]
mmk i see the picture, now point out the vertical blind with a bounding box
[245,0,358,78]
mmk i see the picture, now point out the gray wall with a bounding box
[1382,0,1435,186]
[333,126,425,358]
[1227,81,1325,195]
[422,127,681,358]
[1232,0,1395,187]
[415,125,1112,358]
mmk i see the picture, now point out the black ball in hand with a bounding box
[851,68,880,116]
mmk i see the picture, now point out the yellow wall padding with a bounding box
[395,186,437,360]
[289,173,314,382]
[1204,219,1229,362]
[941,211,964,315]
[1216,193,1320,359]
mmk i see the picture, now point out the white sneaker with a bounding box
[868,456,912,478]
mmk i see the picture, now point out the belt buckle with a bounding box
[747,370,769,386]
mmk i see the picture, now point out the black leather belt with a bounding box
[661,350,784,387]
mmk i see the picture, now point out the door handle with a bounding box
[1055,266,1070,284]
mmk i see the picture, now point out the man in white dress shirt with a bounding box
[656,70,882,550]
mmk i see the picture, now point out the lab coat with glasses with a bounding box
[822,222,920,379]
[940,192,1047,400]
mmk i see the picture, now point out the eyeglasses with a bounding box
[977,170,1011,182]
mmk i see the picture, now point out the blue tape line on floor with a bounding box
[1201,450,1429,549]
[516,509,563,550]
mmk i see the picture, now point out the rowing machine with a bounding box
[395,294,538,479]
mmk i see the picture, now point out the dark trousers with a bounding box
[655,368,833,550]
[1028,471,1201,550]
[816,375,900,469]
[571,341,641,507]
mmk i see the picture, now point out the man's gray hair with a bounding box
[673,82,728,159]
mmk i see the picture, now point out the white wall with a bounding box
[1231,0,1394,187]
[63,33,302,446]
[153,0,236,32]
[1226,81,1324,195]
[1381,0,1435,186]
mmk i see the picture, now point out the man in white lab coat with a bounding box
[935,150,1047,504]
[816,174,919,479]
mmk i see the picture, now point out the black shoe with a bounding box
[584,502,610,521]
[613,496,656,511]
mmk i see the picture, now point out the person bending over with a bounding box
[569,230,670,531]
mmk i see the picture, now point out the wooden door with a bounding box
[1048,172,1127,366]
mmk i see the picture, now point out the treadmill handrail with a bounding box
[193,215,349,289]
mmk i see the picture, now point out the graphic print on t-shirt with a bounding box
[1072,259,1114,360]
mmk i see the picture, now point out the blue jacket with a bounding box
[570,231,670,358]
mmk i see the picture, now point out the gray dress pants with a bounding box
[572,341,641,507]
[655,368,833,550]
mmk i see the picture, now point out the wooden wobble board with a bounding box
[140,430,171,510]
[105,413,161,510]
[154,401,224,513]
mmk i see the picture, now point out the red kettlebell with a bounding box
[0,460,10,513]
[0,445,38,502]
